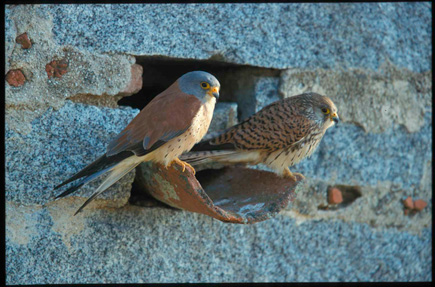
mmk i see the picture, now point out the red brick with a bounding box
[16,33,32,49]
[403,196,414,209]
[328,187,343,205]
[413,199,427,211]
[46,59,68,79]
[6,69,26,87]
[120,64,143,95]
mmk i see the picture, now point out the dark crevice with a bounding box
[195,167,230,188]
[118,56,281,114]
[128,173,176,209]
[68,93,123,108]
[319,184,363,210]
[335,185,363,207]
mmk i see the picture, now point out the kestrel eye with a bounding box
[200,82,210,89]
[321,108,330,114]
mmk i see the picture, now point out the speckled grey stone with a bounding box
[237,76,281,121]
[279,65,432,134]
[6,203,432,284]
[5,3,432,284]
[5,5,138,134]
[208,102,238,133]
[45,3,431,72]
[5,6,16,72]
[292,113,432,192]
[5,101,139,205]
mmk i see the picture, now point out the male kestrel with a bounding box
[54,71,220,214]
[182,92,339,181]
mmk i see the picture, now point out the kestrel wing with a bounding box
[211,99,313,151]
[106,81,202,157]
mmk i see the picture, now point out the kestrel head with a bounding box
[178,71,220,102]
[303,92,339,129]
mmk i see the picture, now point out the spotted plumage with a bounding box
[182,92,339,181]
[54,71,220,214]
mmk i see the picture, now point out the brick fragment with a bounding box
[328,187,343,205]
[413,200,427,211]
[46,59,69,79]
[16,33,32,49]
[6,69,26,87]
[120,64,143,95]
[403,196,414,209]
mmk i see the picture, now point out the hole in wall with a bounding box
[128,173,177,209]
[318,184,363,210]
[117,56,281,117]
[335,184,362,207]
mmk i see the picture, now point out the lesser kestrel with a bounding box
[54,71,220,214]
[182,92,339,181]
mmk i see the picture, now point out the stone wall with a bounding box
[5,3,432,283]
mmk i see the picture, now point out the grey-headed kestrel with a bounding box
[182,92,339,181]
[54,71,220,215]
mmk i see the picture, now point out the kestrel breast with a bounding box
[262,131,324,174]
[148,99,216,166]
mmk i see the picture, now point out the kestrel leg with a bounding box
[283,167,305,182]
[171,157,196,175]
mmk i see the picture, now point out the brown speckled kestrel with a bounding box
[182,92,339,181]
[54,71,220,214]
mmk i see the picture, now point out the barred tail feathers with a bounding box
[181,149,261,167]
[181,150,238,166]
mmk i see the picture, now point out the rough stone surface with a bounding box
[285,177,431,234]
[291,113,432,193]
[236,75,281,121]
[5,5,139,134]
[68,94,124,108]
[5,3,432,284]
[208,102,238,133]
[119,63,144,96]
[5,101,138,206]
[6,204,432,284]
[45,3,431,73]
[279,62,432,133]
[5,6,17,72]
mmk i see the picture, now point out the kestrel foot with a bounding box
[172,157,196,175]
[283,168,305,182]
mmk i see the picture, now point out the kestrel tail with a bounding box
[54,71,220,215]
[181,92,339,181]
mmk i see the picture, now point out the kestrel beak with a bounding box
[208,86,220,100]
[330,112,339,123]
